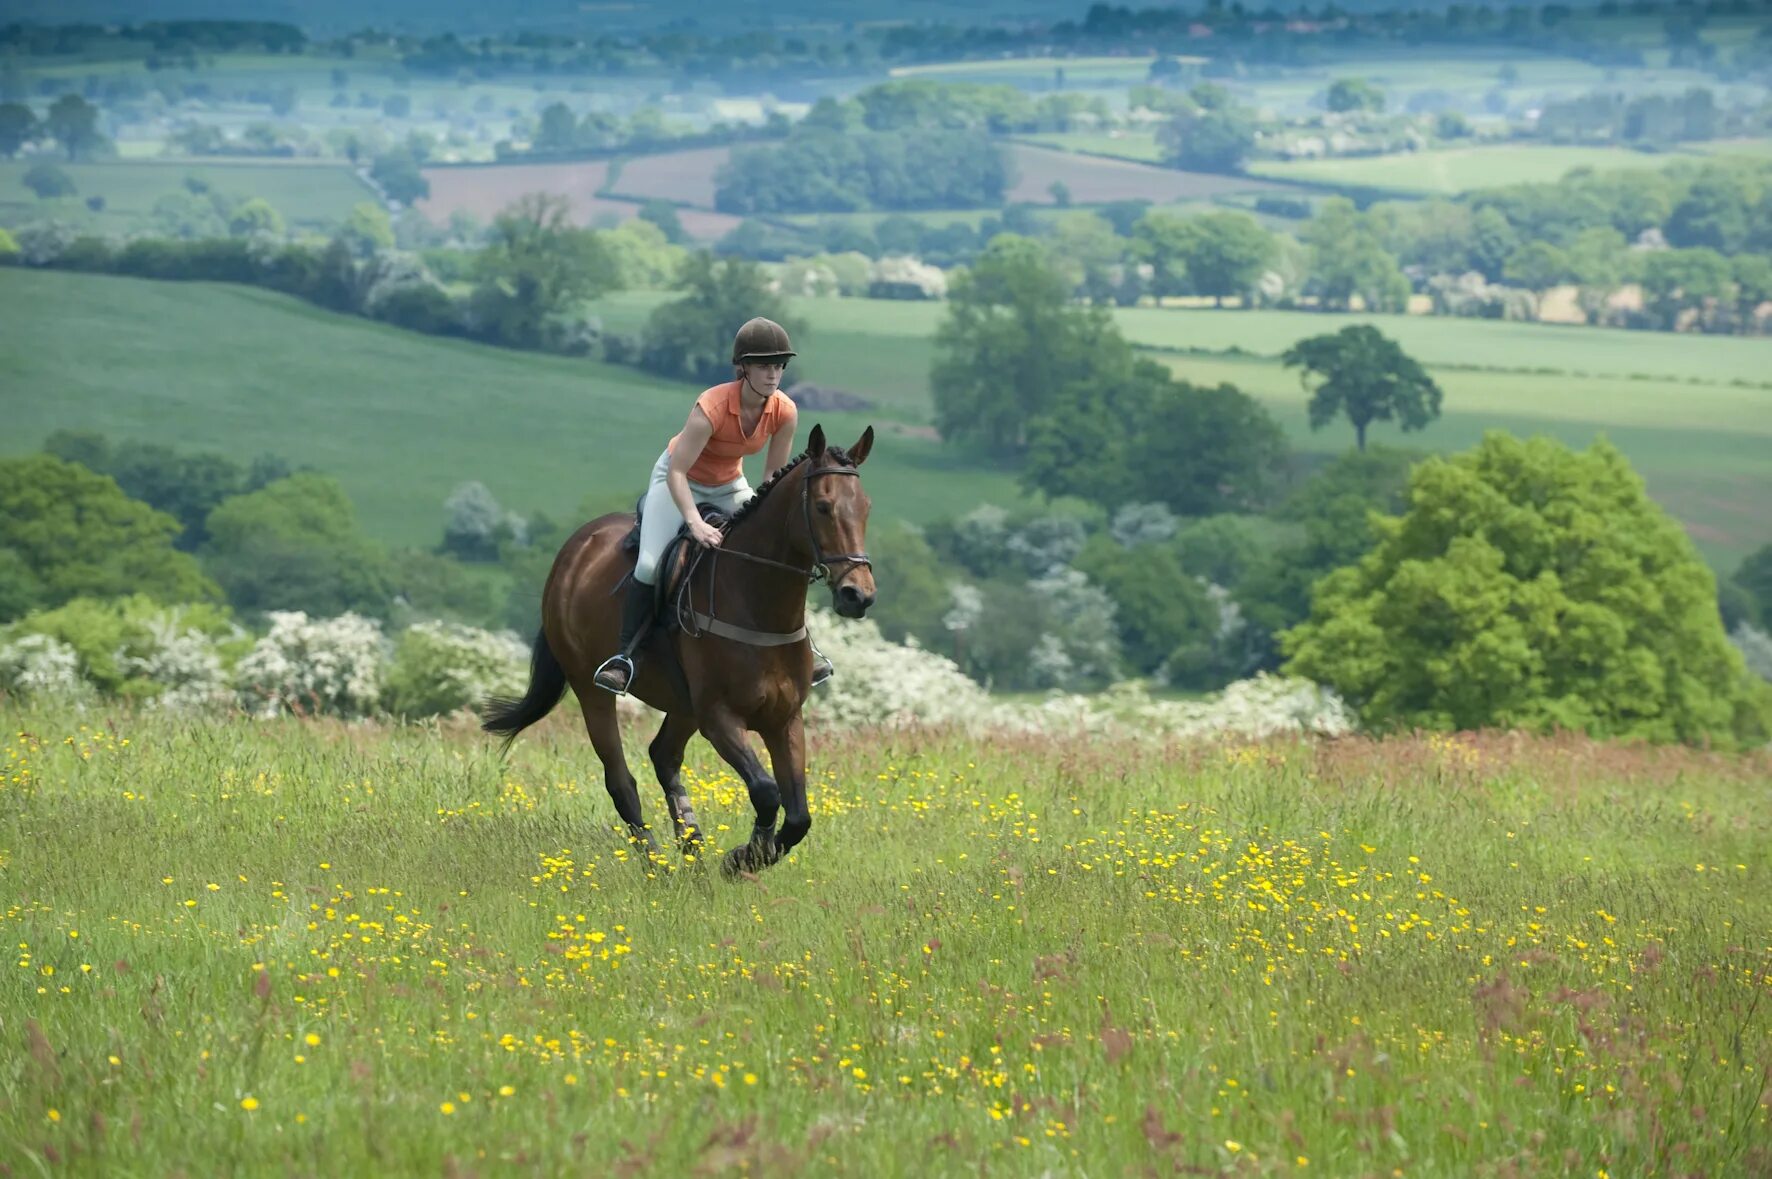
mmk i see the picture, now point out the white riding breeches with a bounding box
[633,448,754,586]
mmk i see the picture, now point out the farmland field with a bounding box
[416,160,742,238]
[1244,144,1713,195]
[1005,143,1286,204]
[0,159,374,234]
[2,708,1768,1175]
[885,53,1182,88]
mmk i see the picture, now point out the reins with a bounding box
[674,463,871,646]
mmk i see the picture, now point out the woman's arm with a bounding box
[763,400,800,477]
[668,407,724,547]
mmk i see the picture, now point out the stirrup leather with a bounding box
[592,653,635,696]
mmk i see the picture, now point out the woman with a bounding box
[592,317,835,695]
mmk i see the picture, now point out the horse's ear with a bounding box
[808,423,826,458]
[849,425,874,467]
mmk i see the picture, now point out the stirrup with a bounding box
[592,654,635,696]
[810,655,835,689]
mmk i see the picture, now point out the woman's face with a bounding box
[741,360,787,395]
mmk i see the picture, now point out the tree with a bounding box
[1282,433,1772,746]
[227,196,285,237]
[931,235,1119,452]
[1501,240,1569,295]
[1303,198,1410,311]
[44,94,105,160]
[638,199,688,244]
[1173,211,1274,305]
[148,189,225,239]
[203,473,395,618]
[22,161,74,199]
[534,101,579,153]
[1664,168,1757,254]
[0,101,38,158]
[1640,248,1735,329]
[1158,101,1257,173]
[469,193,619,348]
[370,149,429,206]
[638,252,801,385]
[1075,533,1218,675]
[1734,543,1772,625]
[1325,77,1386,113]
[0,454,218,621]
[338,201,394,257]
[1566,226,1628,323]
[1282,326,1444,451]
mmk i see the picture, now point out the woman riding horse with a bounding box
[592,317,834,695]
[481,318,877,878]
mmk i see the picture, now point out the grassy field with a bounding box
[885,54,1177,87]
[1245,144,1714,195]
[0,159,375,235]
[1006,143,1286,204]
[0,270,1025,549]
[4,270,1767,566]
[2,709,1768,1175]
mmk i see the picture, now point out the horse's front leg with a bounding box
[760,714,810,863]
[698,710,779,879]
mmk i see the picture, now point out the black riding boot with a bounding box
[592,585,655,696]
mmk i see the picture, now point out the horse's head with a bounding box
[804,424,876,619]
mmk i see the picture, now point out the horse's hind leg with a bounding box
[647,712,702,855]
[578,694,658,855]
[698,709,779,880]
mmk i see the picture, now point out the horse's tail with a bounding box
[481,628,567,751]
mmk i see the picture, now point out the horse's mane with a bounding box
[723,445,854,534]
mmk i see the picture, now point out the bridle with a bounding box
[675,461,872,644]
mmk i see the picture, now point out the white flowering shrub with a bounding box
[1027,567,1121,687]
[805,609,1353,740]
[117,610,236,712]
[0,634,89,702]
[869,255,948,299]
[234,612,387,718]
[1026,674,1356,741]
[384,622,529,718]
[1733,622,1772,682]
[1110,502,1179,548]
[803,608,1008,730]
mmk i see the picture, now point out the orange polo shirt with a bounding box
[668,381,794,485]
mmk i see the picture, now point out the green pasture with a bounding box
[885,55,1172,87]
[0,270,1026,549]
[0,159,374,234]
[2,711,1768,1176]
[1245,143,1711,196]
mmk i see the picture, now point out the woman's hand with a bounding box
[689,519,724,547]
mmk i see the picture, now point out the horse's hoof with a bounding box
[721,847,758,881]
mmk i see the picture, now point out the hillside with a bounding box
[0,269,1027,548]
[2,269,1766,567]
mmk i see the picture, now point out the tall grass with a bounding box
[3,707,1767,1175]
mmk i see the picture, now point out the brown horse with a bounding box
[482,425,876,879]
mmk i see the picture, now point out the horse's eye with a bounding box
[816,501,833,516]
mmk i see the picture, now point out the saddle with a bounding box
[619,498,730,622]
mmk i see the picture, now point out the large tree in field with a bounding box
[931,234,1120,452]
[470,193,620,348]
[1282,433,1772,746]
[1282,325,1443,451]
[1172,210,1274,306]
[0,455,219,621]
[44,93,105,160]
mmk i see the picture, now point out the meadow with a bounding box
[1244,144,1727,197]
[1,706,1767,1175]
[0,159,375,235]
